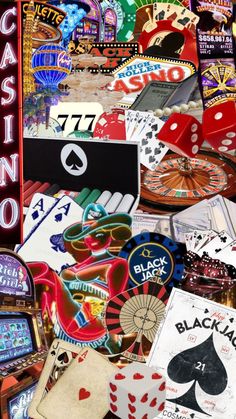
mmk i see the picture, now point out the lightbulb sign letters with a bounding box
[0,2,22,243]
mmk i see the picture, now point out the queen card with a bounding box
[148,289,236,419]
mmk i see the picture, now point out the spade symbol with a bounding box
[66,150,83,170]
[167,334,228,415]
[58,351,69,364]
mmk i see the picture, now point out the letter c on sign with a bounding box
[0,7,16,35]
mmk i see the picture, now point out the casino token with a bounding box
[68,130,93,139]
[24,118,63,138]
[93,111,126,140]
[119,232,184,289]
[115,0,136,42]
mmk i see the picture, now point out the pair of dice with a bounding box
[157,101,236,158]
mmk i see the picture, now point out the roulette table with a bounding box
[140,149,236,213]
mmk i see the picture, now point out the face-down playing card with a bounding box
[29,339,83,419]
[37,347,118,419]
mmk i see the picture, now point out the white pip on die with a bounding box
[108,362,166,419]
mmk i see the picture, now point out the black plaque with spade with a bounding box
[24,137,139,198]
[148,289,236,418]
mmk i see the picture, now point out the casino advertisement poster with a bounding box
[0,0,236,419]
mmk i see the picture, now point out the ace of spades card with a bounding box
[148,289,236,419]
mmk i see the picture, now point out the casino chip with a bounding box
[68,130,93,139]
[115,0,136,41]
[24,118,63,137]
[93,111,126,140]
[119,232,184,289]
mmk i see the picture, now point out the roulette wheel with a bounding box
[105,278,169,362]
[140,149,236,214]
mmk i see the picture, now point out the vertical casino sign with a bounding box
[0,2,22,243]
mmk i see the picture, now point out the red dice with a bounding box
[157,113,204,158]
[203,101,236,153]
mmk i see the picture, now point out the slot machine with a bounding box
[103,8,117,42]
[0,249,48,419]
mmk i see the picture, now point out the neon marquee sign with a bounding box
[0,2,22,243]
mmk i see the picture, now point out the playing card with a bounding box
[185,232,194,251]
[148,288,236,419]
[172,5,198,30]
[24,193,56,238]
[194,230,217,252]
[37,347,118,419]
[214,240,236,268]
[17,196,83,272]
[129,114,167,171]
[198,230,234,257]
[29,339,83,419]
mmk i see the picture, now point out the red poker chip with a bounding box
[93,111,126,141]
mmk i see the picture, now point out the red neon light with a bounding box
[0,1,23,243]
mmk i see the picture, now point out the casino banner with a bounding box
[110,55,196,94]
[0,2,23,244]
[68,42,139,73]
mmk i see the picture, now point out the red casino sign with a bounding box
[0,2,23,243]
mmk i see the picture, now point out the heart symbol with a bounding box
[150,397,157,407]
[50,350,56,356]
[133,373,144,380]
[142,415,148,419]
[158,402,165,411]
[78,350,88,362]
[128,394,136,403]
[128,404,136,414]
[128,415,135,419]
[141,393,148,403]
[142,138,148,145]
[78,388,90,401]
[110,393,117,402]
[159,382,165,391]
[115,373,125,380]
[152,373,162,380]
[109,383,117,392]
[110,403,117,413]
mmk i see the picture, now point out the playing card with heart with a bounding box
[17,195,83,272]
[37,347,118,419]
[29,339,83,419]
[148,288,236,418]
